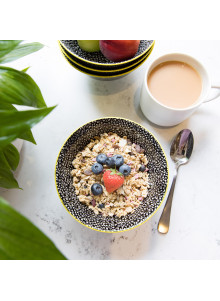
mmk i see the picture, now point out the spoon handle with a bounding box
[157,169,178,234]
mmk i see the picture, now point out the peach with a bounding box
[99,40,140,62]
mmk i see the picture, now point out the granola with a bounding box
[71,133,149,218]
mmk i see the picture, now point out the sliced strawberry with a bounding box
[103,169,124,193]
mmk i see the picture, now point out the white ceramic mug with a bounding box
[140,53,220,126]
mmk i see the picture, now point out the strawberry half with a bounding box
[103,169,124,193]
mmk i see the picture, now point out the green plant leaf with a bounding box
[0,151,9,169]
[0,66,46,108]
[22,66,30,73]
[0,166,20,189]
[0,102,15,110]
[18,130,36,144]
[0,143,20,171]
[0,106,56,148]
[0,197,66,260]
[0,144,20,189]
[0,42,44,64]
[0,102,36,144]
[0,248,9,259]
[0,40,22,60]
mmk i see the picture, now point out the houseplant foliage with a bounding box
[0,197,66,259]
[0,40,56,189]
[0,40,66,259]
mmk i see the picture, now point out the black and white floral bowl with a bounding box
[55,118,169,233]
[59,40,155,71]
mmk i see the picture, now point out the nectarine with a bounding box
[99,40,140,62]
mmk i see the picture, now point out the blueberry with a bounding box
[106,157,115,167]
[112,155,124,167]
[139,165,146,172]
[119,164,131,176]
[91,163,103,174]
[96,153,107,165]
[98,203,105,209]
[91,183,103,196]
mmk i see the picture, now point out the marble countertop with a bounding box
[2,40,220,260]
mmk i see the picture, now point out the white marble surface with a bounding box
[1,40,220,259]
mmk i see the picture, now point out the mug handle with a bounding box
[203,84,220,103]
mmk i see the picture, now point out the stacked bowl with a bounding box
[59,40,155,79]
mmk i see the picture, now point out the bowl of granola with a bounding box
[55,118,169,233]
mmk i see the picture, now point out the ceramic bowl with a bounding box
[60,44,154,74]
[59,40,155,71]
[55,118,169,233]
[60,46,154,79]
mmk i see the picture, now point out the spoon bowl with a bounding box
[170,129,194,166]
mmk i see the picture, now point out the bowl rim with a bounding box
[55,117,169,233]
[59,40,155,67]
[59,42,153,73]
[60,46,154,79]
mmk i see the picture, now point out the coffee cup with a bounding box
[140,53,220,126]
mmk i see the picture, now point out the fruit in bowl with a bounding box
[99,40,140,62]
[77,40,100,52]
[77,40,141,62]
